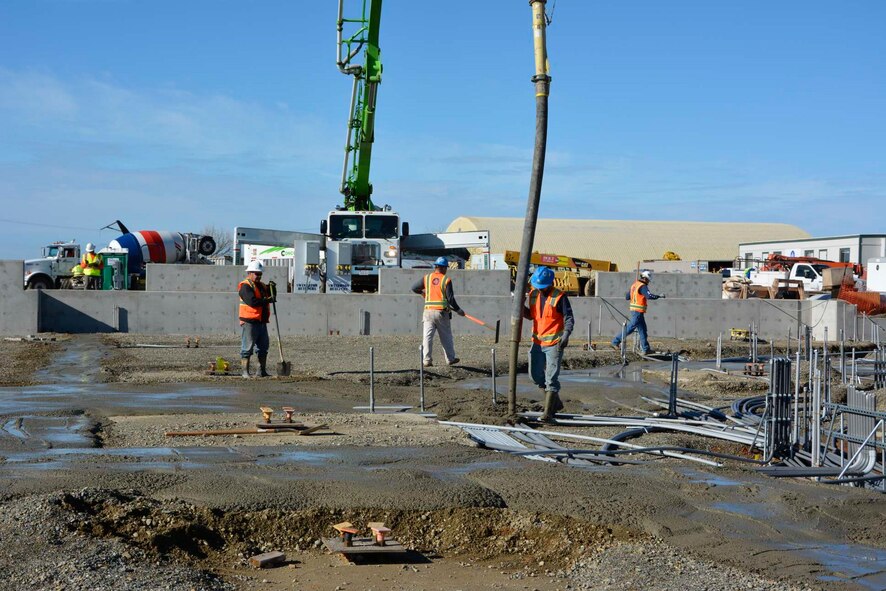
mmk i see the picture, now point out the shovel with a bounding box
[463,313,500,344]
[270,291,291,376]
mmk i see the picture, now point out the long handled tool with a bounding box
[464,313,500,344]
[269,282,292,376]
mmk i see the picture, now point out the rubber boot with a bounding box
[241,357,251,379]
[257,354,271,377]
[541,390,556,423]
[551,391,564,414]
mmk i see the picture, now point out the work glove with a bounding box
[456,309,466,317]
[266,281,277,302]
[559,336,570,351]
[660,294,667,299]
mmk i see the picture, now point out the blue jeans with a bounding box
[529,342,563,393]
[241,322,269,358]
[612,311,650,353]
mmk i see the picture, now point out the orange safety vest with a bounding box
[423,271,451,310]
[629,280,648,313]
[80,253,103,277]
[529,288,565,346]
[238,279,267,323]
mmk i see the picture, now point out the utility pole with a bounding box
[508,0,551,415]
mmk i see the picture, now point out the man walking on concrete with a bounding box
[80,243,103,290]
[611,270,665,355]
[238,260,275,378]
[412,257,466,367]
[523,266,574,422]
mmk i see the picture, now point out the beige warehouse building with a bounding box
[446,217,810,271]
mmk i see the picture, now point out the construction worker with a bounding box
[611,270,665,355]
[69,263,85,289]
[523,266,574,422]
[238,260,275,378]
[80,243,103,290]
[412,257,465,367]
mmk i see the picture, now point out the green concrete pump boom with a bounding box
[336,0,383,211]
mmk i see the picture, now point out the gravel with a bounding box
[0,492,233,591]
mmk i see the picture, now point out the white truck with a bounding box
[746,263,827,293]
[23,241,82,289]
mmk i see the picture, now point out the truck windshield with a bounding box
[45,246,59,257]
[329,215,363,240]
[364,215,398,239]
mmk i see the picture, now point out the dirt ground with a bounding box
[0,336,61,386]
[1,333,884,591]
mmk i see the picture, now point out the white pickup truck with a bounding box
[746,263,827,293]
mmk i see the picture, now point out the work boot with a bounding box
[540,390,558,423]
[257,354,271,377]
[240,357,251,379]
[610,343,620,352]
[550,390,564,414]
[447,358,460,366]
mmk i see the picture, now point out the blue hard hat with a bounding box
[434,256,448,267]
[530,266,555,289]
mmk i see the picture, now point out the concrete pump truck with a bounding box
[318,0,403,292]
[234,0,490,290]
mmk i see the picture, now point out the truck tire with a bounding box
[28,277,52,290]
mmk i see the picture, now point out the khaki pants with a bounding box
[422,309,456,364]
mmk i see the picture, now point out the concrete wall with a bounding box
[0,261,844,343]
[595,272,722,299]
[34,288,837,343]
[378,269,511,296]
[0,261,39,335]
[146,264,289,292]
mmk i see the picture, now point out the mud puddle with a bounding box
[708,495,886,589]
[33,334,107,383]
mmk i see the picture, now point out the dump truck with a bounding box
[504,250,617,296]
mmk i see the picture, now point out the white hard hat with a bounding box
[246,260,264,273]
[640,270,652,280]
[85,243,95,253]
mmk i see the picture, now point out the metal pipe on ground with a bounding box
[369,346,375,414]
[491,348,497,405]
[419,345,425,413]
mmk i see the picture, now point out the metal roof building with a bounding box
[446,217,810,271]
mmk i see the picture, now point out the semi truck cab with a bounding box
[321,209,404,292]
[23,241,81,289]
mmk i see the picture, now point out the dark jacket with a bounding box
[239,279,271,324]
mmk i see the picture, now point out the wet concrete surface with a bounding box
[3,335,886,591]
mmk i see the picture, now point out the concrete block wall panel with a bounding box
[676,274,722,299]
[378,269,510,296]
[134,293,235,334]
[28,288,850,340]
[595,272,720,299]
[40,292,124,333]
[146,264,288,292]
[0,261,39,335]
[804,299,855,341]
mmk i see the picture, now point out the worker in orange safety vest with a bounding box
[412,257,466,367]
[523,266,574,422]
[611,270,665,355]
[238,260,275,378]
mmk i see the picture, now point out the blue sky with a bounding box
[1,0,884,260]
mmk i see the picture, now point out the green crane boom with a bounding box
[336,0,383,212]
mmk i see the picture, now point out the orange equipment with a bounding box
[761,253,863,277]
